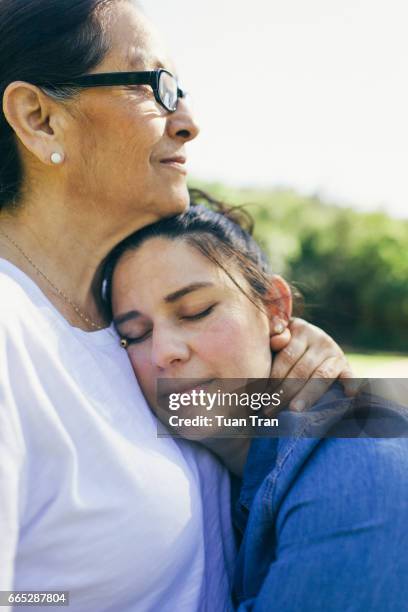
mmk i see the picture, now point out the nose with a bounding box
[166,96,200,142]
[151,326,191,370]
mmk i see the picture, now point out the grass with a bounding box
[346,351,408,377]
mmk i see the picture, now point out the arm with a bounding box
[236,437,408,611]
[269,318,355,412]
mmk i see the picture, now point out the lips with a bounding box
[160,155,187,165]
[159,155,188,176]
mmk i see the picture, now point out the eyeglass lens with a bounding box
[158,71,178,111]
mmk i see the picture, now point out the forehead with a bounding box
[99,1,175,73]
[117,238,219,283]
[111,238,229,304]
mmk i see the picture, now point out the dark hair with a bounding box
[103,188,299,320]
[0,0,120,209]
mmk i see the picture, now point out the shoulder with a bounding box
[241,386,408,526]
[270,384,408,496]
[251,421,408,570]
[0,266,26,304]
[0,263,60,409]
[275,436,408,517]
[0,261,53,342]
[0,263,35,320]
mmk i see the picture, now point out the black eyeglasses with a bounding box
[31,69,186,113]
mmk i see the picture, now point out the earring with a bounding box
[50,152,64,165]
[120,338,128,349]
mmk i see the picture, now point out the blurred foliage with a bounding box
[190,180,408,351]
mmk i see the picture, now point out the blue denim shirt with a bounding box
[233,384,408,611]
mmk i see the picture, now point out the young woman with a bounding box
[0,1,352,609]
[104,197,408,611]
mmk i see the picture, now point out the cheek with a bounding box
[77,99,165,173]
[193,311,271,377]
[127,347,156,402]
[104,117,163,172]
[195,317,241,356]
[68,110,167,213]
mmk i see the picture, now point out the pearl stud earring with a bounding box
[50,152,63,165]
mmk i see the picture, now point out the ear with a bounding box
[2,81,65,165]
[265,274,293,333]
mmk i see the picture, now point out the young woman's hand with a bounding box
[269,318,355,412]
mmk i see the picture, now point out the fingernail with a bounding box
[291,399,306,412]
[273,321,285,334]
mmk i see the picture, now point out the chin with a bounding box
[158,184,190,219]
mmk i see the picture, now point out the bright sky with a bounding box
[144,0,408,218]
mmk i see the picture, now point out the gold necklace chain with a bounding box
[0,228,103,330]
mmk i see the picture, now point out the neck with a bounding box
[0,194,155,330]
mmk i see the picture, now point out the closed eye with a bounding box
[123,329,152,345]
[182,304,217,321]
[120,304,217,346]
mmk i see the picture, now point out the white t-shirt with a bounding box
[0,259,236,612]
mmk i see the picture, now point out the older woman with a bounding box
[0,1,351,610]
